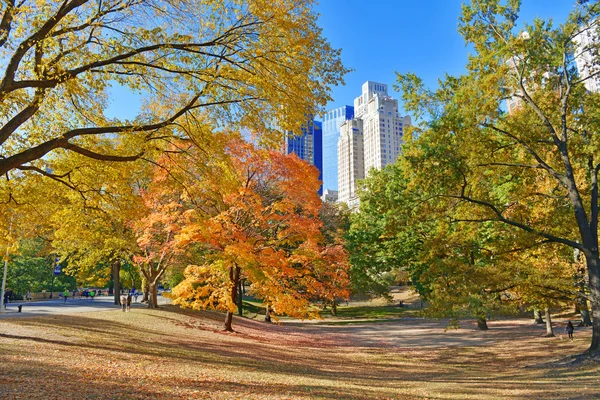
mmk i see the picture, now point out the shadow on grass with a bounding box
[1,307,599,399]
[0,311,425,383]
[1,358,447,400]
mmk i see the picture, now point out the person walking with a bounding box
[26,291,32,302]
[566,321,575,341]
[126,293,132,312]
[121,294,128,312]
[63,289,69,303]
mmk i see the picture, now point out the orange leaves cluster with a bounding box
[169,136,349,321]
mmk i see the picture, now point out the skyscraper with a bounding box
[284,120,323,194]
[337,118,364,207]
[338,81,411,206]
[574,20,600,93]
[354,81,410,173]
[322,106,354,192]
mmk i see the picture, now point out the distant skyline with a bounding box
[316,0,577,118]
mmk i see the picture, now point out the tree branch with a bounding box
[0,0,15,48]
[481,123,568,187]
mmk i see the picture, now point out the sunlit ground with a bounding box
[1,302,598,400]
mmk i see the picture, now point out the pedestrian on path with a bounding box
[126,293,132,312]
[26,291,32,302]
[63,289,69,303]
[121,294,128,312]
[566,321,575,341]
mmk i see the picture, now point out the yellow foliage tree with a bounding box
[0,0,347,182]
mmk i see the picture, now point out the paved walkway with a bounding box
[0,295,170,318]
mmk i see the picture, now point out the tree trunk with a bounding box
[575,263,592,327]
[581,308,593,327]
[587,259,600,353]
[331,300,337,316]
[477,317,488,331]
[112,261,121,305]
[147,282,158,309]
[224,311,234,332]
[142,278,149,303]
[577,298,593,327]
[534,310,544,324]
[544,309,555,337]
[265,304,272,323]
[223,265,240,332]
[237,278,243,317]
[583,253,600,353]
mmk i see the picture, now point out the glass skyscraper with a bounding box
[322,106,354,191]
[284,120,323,194]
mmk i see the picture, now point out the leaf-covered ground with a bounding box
[0,306,598,399]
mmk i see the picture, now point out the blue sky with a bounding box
[315,0,578,115]
[105,1,578,120]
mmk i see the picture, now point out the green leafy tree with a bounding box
[347,165,426,299]
[396,0,600,353]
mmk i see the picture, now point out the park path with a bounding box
[281,317,556,348]
[0,295,170,318]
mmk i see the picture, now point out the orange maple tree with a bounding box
[172,137,350,331]
[132,170,185,309]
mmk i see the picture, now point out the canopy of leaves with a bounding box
[0,0,348,200]
[171,136,350,319]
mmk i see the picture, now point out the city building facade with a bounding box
[337,118,364,207]
[574,20,600,93]
[507,24,600,114]
[321,189,338,203]
[322,106,354,192]
[284,120,323,194]
[338,81,411,207]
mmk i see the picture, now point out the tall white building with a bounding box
[338,81,411,207]
[574,20,600,93]
[506,23,599,114]
[322,106,354,192]
[337,118,364,207]
[505,56,524,114]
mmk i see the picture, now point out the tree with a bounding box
[0,0,347,181]
[396,0,600,353]
[172,137,349,331]
[4,238,75,295]
[39,152,148,304]
[347,164,437,300]
[132,172,185,309]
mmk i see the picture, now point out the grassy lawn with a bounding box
[243,293,417,322]
[328,303,415,320]
[1,305,599,399]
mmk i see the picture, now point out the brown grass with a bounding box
[1,306,599,399]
